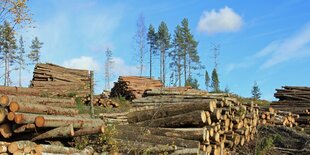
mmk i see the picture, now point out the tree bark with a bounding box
[31,124,74,141]
[128,100,216,123]
[136,110,207,127]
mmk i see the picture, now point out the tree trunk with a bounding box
[31,124,74,141]
[34,114,104,128]
[136,110,207,127]
[128,100,216,123]
[113,129,200,148]
[74,125,105,137]
[9,101,78,116]
[116,125,206,141]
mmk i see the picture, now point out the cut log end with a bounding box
[0,95,9,106]
[9,101,19,112]
[35,116,45,127]
[7,112,15,121]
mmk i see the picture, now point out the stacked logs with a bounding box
[99,112,128,125]
[0,94,105,145]
[83,93,119,108]
[272,86,310,127]
[123,90,260,155]
[0,141,95,154]
[119,88,302,154]
[30,63,91,97]
[110,76,163,100]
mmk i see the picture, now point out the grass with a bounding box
[75,97,91,114]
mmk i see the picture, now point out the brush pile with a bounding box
[110,76,163,100]
[30,63,91,97]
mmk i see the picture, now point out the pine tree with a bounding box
[134,13,146,77]
[0,21,17,86]
[180,18,202,85]
[28,36,43,64]
[251,81,261,100]
[169,25,183,86]
[157,21,170,85]
[17,36,26,87]
[147,24,157,78]
[205,70,210,91]
[185,76,199,89]
[211,68,220,92]
[104,48,113,90]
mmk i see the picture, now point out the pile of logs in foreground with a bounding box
[0,94,105,154]
[111,88,296,155]
[271,86,310,132]
[30,63,91,97]
[110,76,163,100]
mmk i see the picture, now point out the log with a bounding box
[1,94,76,108]
[128,100,216,123]
[0,95,9,106]
[0,87,40,96]
[13,124,36,133]
[136,110,207,127]
[0,108,7,124]
[8,141,36,153]
[32,124,74,141]
[34,144,82,154]
[113,129,200,148]
[34,115,105,128]
[74,125,105,137]
[0,124,12,138]
[9,101,78,116]
[115,139,178,153]
[115,125,206,141]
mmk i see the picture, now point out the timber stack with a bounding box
[30,63,91,97]
[112,88,297,155]
[83,92,119,108]
[110,76,163,100]
[0,93,105,154]
[272,86,310,130]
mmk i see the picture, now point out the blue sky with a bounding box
[15,0,310,100]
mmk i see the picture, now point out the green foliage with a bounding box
[157,21,171,85]
[205,70,210,91]
[255,129,283,155]
[0,0,32,27]
[211,68,220,92]
[185,76,199,89]
[75,97,90,114]
[0,21,17,86]
[252,81,262,100]
[147,24,157,78]
[66,92,77,97]
[28,36,43,64]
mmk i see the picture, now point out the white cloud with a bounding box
[260,24,310,69]
[226,23,310,72]
[197,6,243,34]
[111,57,139,76]
[63,56,100,71]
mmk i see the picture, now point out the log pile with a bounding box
[83,92,119,108]
[0,94,105,143]
[30,63,91,97]
[0,140,95,154]
[272,86,310,126]
[114,88,301,155]
[99,112,128,125]
[110,76,163,100]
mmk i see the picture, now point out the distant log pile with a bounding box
[83,92,119,108]
[110,76,163,100]
[119,90,256,154]
[0,94,105,153]
[30,63,91,97]
[272,86,310,126]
